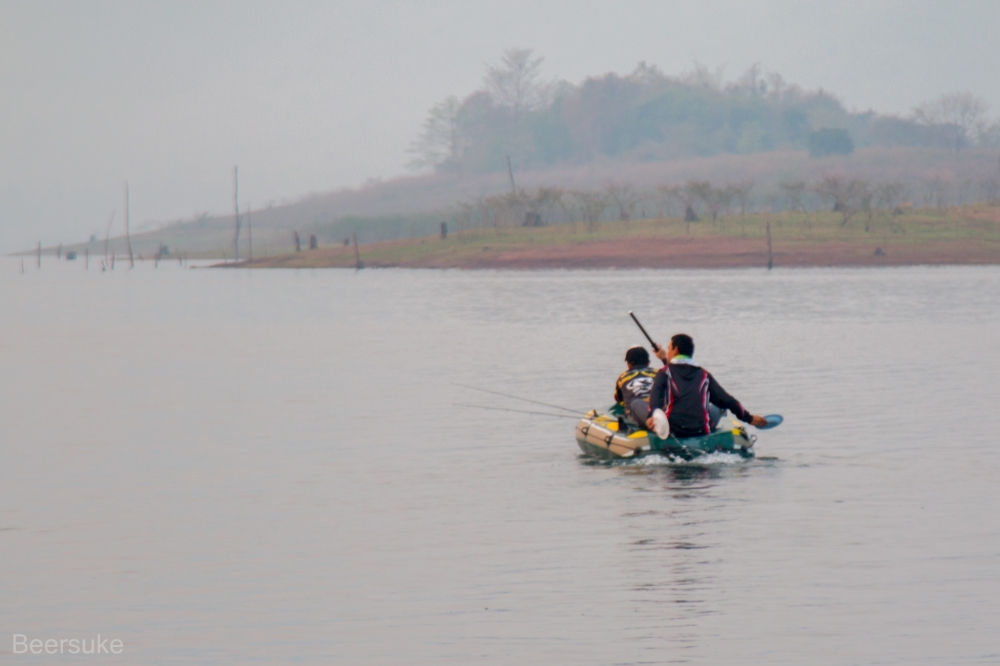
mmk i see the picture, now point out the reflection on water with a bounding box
[2,259,999,664]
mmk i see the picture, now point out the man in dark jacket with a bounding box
[646,333,766,438]
[614,346,658,426]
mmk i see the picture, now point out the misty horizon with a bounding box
[3,0,999,253]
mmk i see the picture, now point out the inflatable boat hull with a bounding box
[575,408,755,460]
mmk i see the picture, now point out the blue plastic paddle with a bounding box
[757,414,784,430]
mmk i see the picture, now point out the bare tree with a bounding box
[875,181,907,213]
[680,61,724,90]
[731,179,755,216]
[859,181,876,231]
[926,175,951,209]
[604,182,639,222]
[407,96,464,171]
[914,92,990,153]
[980,177,1000,204]
[656,184,682,218]
[779,180,808,214]
[708,185,736,223]
[527,187,564,225]
[570,190,608,232]
[684,181,713,219]
[814,175,868,225]
[483,48,550,121]
[735,63,764,96]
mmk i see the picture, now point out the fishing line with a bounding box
[454,403,582,419]
[452,383,584,415]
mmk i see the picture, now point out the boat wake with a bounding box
[581,450,752,467]
[623,451,749,467]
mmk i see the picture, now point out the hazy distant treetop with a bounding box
[914,92,991,153]
[483,48,552,119]
[407,96,463,171]
[409,50,998,174]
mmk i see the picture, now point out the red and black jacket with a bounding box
[648,362,753,438]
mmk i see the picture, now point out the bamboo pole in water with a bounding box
[233,166,241,262]
[353,233,364,270]
[104,211,115,267]
[766,219,774,270]
[124,182,134,268]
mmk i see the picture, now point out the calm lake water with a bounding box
[2,258,999,664]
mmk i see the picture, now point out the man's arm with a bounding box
[644,368,669,428]
[707,373,767,427]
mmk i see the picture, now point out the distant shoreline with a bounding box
[224,208,1000,270]
[228,238,1000,270]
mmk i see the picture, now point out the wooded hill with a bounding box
[39,51,1000,259]
[408,50,999,174]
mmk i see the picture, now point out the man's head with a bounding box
[668,333,694,360]
[624,346,650,368]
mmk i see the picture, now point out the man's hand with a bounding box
[653,346,668,362]
[646,417,655,429]
[750,414,767,428]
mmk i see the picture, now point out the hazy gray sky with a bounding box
[2,0,998,252]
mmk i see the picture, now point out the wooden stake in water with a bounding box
[124,181,134,268]
[104,210,115,266]
[353,233,364,270]
[247,204,253,263]
[233,166,241,262]
[766,219,774,270]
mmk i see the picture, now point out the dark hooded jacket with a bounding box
[647,360,753,438]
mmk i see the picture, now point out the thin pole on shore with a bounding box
[247,203,253,263]
[124,181,134,268]
[765,219,774,270]
[233,166,241,262]
[21,258,25,274]
[506,155,516,194]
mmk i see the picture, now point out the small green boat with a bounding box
[575,405,755,461]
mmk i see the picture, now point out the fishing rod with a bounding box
[628,311,667,365]
[455,403,581,419]
[452,383,584,415]
[628,311,659,351]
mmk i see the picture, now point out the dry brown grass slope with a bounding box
[234,206,1000,270]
